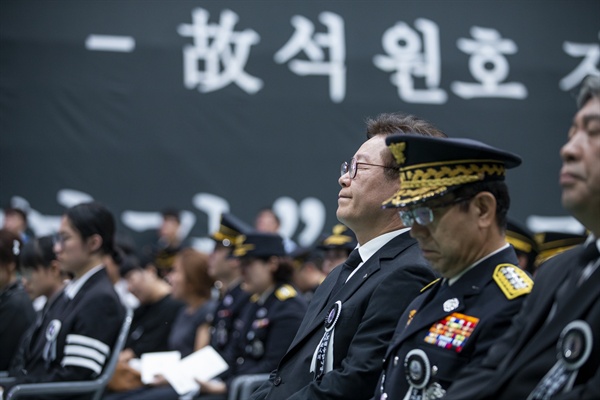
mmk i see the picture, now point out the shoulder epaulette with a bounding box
[493,263,533,300]
[420,278,441,293]
[275,284,297,301]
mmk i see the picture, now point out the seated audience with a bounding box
[105,248,216,400]
[104,255,184,394]
[207,213,252,368]
[1,202,125,399]
[0,230,35,372]
[197,232,307,399]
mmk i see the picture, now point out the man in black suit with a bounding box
[249,113,442,399]
[444,75,600,400]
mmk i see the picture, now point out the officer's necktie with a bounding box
[329,249,362,299]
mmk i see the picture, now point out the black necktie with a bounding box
[550,241,598,319]
[329,249,362,299]
[580,241,599,265]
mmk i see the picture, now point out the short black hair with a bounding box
[365,113,447,180]
[21,235,56,271]
[64,202,116,257]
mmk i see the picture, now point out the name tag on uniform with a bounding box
[424,313,479,353]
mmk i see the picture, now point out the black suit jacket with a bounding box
[444,244,600,400]
[250,231,436,400]
[373,247,531,399]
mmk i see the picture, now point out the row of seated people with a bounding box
[0,206,586,399]
[1,208,334,399]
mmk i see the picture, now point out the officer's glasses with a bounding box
[399,197,472,227]
[340,157,393,179]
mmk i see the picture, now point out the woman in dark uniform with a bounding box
[198,232,307,398]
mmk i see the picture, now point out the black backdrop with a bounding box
[1,0,598,251]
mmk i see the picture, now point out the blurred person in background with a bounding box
[0,230,35,372]
[104,255,184,395]
[505,218,539,274]
[290,246,325,302]
[142,208,184,279]
[2,207,31,244]
[1,202,125,399]
[207,213,252,368]
[254,208,297,254]
[106,248,216,400]
[317,223,357,275]
[8,235,70,377]
[19,234,68,312]
[197,232,307,399]
[534,230,587,270]
[103,246,140,310]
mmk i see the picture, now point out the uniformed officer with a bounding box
[197,231,307,397]
[505,219,538,273]
[207,212,253,367]
[533,230,587,269]
[317,223,358,275]
[373,135,533,399]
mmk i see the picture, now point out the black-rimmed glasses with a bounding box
[340,157,393,179]
[399,197,473,227]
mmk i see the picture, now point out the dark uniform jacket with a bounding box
[209,281,250,367]
[373,246,532,400]
[126,294,184,356]
[251,231,435,400]
[224,283,306,385]
[6,267,125,399]
[444,242,600,400]
[0,281,35,371]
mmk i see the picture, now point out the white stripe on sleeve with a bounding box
[61,356,102,374]
[65,334,110,355]
[64,345,107,365]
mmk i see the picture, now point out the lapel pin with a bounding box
[443,298,459,312]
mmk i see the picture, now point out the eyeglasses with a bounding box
[398,197,472,227]
[53,233,67,248]
[340,157,393,179]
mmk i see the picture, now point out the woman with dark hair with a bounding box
[0,229,35,371]
[197,232,307,398]
[1,202,125,399]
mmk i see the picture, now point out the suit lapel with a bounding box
[286,232,414,353]
[291,269,340,343]
[506,257,600,374]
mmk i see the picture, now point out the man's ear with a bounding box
[86,234,103,253]
[473,192,497,228]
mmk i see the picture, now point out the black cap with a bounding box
[317,224,357,251]
[534,231,587,267]
[382,135,521,208]
[506,219,538,255]
[211,213,253,248]
[233,232,286,258]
